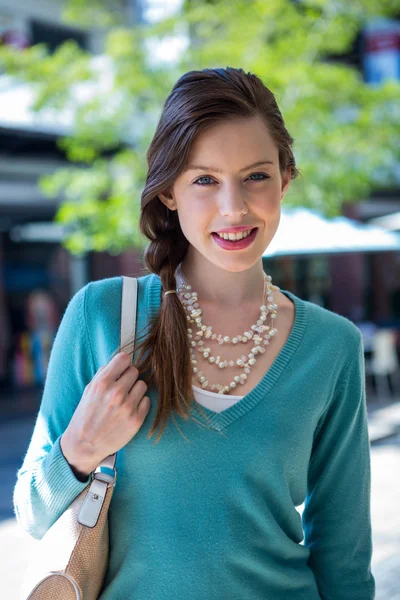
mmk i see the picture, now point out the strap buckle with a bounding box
[91,465,118,488]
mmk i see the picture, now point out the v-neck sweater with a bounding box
[13,273,375,600]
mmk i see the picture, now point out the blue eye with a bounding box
[248,172,270,181]
[194,175,214,186]
[193,172,270,186]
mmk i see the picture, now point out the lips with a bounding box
[211,227,258,250]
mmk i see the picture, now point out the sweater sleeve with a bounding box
[302,334,375,599]
[13,284,96,540]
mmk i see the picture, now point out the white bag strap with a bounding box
[120,276,138,354]
[100,276,138,471]
[101,275,138,470]
[78,276,138,526]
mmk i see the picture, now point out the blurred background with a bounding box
[0,0,399,598]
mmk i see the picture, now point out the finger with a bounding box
[115,364,140,391]
[127,379,148,407]
[137,396,151,416]
[102,351,132,380]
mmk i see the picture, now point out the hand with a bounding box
[60,352,150,477]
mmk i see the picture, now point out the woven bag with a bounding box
[20,276,138,600]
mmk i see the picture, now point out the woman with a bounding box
[14,67,375,599]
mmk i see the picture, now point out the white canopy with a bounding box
[263,207,400,257]
[367,211,400,231]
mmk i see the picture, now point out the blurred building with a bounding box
[0,0,106,52]
[266,16,400,339]
[0,3,399,398]
[0,0,143,392]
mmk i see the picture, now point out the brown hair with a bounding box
[115,67,300,443]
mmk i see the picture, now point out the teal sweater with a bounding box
[13,274,375,600]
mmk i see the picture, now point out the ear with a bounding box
[280,166,291,200]
[159,190,177,211]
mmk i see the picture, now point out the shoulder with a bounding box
[83,275,123,313]
[83,273,157,313]
[308,299,361,345]
[85,274,123,295]
[82,275,148,367]
[83,272,159,321]
[290,295,366,406]
[287,290,363,356]
[83,276,124,352]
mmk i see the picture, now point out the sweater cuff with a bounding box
[35,435,91,517]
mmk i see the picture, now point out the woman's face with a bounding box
[159,115,291,274]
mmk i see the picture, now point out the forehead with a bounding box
[187,115,278,163]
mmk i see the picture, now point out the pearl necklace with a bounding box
[174,266,279,395]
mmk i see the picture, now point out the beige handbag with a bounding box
[20,276,138,600]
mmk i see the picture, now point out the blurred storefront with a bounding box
[0,0,139,397]
[262,204,400,326]
[0,139,143,394]
[0,198,143,394]
[264,250,400,325]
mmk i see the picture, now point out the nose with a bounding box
[218,183,248,217]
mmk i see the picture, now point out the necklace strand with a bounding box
[173,266,280,395]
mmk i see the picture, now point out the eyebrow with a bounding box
[184,160,274,174]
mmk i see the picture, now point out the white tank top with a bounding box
[192,384,244,413]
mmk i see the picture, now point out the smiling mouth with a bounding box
[212,227,257,239]
[210,228,258,250]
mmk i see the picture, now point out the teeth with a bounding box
[216,229,253,241]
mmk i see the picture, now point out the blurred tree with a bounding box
[0,0,399,255]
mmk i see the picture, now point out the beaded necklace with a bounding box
[171,266,279,395]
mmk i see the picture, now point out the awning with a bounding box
[367,211,400,231]
[263,207,400,257]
